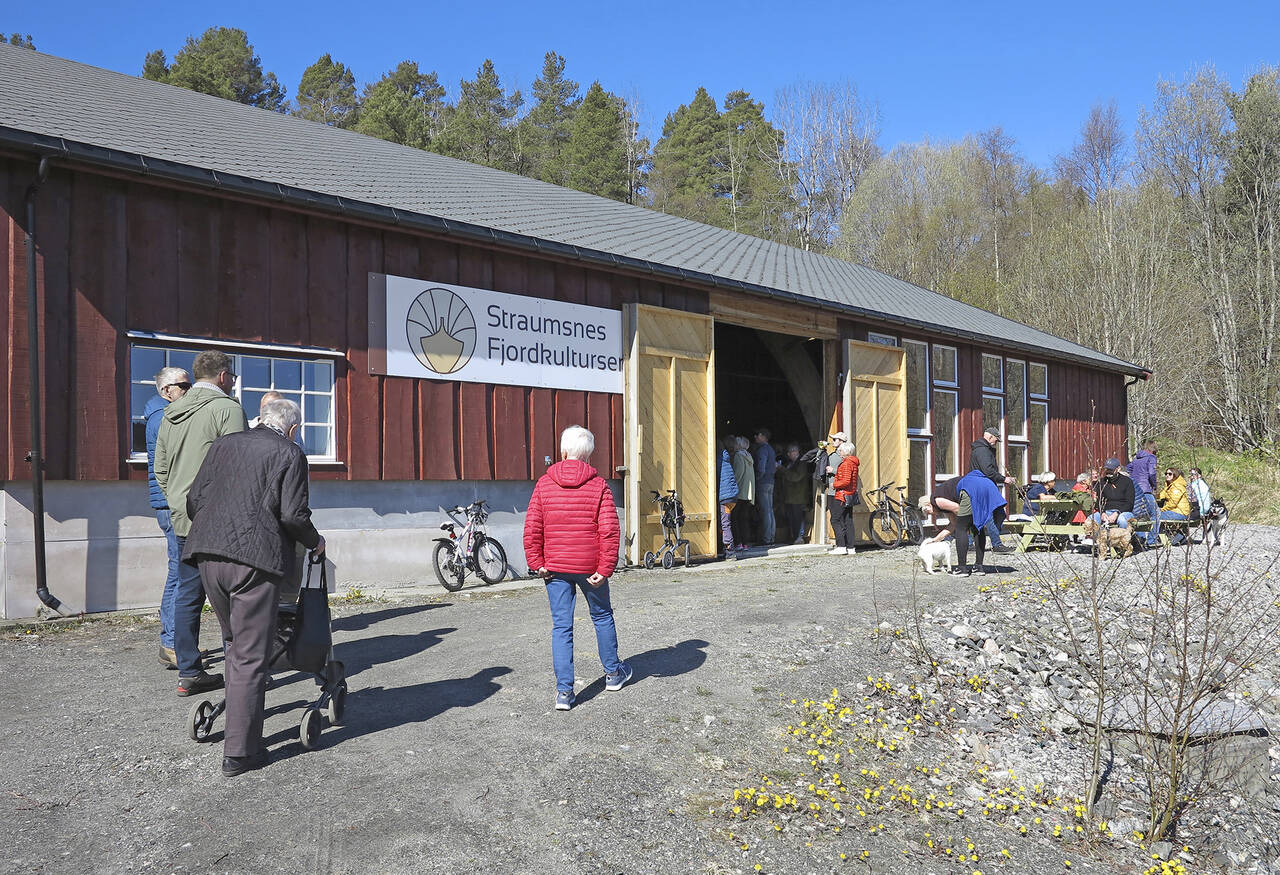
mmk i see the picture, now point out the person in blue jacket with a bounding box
[146,366,191,669]
[718,439,740,560]
[933,470,1009,577]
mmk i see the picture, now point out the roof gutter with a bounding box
[0,127,1150,379]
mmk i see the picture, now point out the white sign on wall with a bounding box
[374,274,624,394]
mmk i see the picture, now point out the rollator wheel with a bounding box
[187,699,217,742]
[299,707,322,750]
[327,681,348,725]
[643,551,656,569]
[661,549,675,570]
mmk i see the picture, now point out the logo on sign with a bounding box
[406,287,476,375]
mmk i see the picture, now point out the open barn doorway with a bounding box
[714,322,827,547]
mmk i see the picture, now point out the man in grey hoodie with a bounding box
[155,350,248,696]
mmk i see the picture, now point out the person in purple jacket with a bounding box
[1126,439,1160,545]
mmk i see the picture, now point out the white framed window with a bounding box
[932,388,958,477]
[1029,362,1049,399]
[904,339,929,434]
[1007,443,1028,506]
[932,344,958,387]
[1029,401,1049,473]
[127,333,341,462]
[1005,358,1027,440]
[981,353,1003,392]
[867,331,898,347]
[982,394,1004,440]
[909,437,931,507]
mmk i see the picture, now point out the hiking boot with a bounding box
[158,645,178,670]
[605,663,634,692]
[222,750,266,777]
[177,671,224,697]
[992,544,1016,554]
[555,690,575,711]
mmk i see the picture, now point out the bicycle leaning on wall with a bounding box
[432,499,509,591]
[863,482,925,549]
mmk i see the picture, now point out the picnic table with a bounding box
[1009,497,1084,552]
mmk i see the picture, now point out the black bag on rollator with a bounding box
[286,555,332,675]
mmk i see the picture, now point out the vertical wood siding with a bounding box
[0,156,1129,485]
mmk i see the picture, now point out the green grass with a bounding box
[1162,441,1280,524]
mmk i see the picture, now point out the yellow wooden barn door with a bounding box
[844,340,908,544]
[623,304,716,564]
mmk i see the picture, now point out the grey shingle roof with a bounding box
[0,44,1145,376]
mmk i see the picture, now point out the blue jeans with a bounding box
[756,483,776,544]
[545,574,621,693]
[983,515,1004,548]
[1157,511,1188,544]
[155,509,180,648]
[1136,492,1159,543]
[1090,511,1134,529]
[173,535,207,675]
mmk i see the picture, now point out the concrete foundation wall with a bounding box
[0,479,622,619]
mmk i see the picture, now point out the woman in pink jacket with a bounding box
[524,425,628,711]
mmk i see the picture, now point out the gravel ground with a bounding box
[1,531,1277,875]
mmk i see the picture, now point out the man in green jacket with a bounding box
[155,350,247,695]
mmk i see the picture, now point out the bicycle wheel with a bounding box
[432,540,466,591]
[474,536,508,584]
[869,507,903,549]
[902,505,925,546]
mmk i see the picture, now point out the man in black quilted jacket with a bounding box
[184,398,325,777]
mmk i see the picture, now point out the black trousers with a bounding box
[198,558,281,758]
[953,514,986,568]
[830,503,854,548]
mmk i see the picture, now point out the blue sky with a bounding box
[7,0,1278,170]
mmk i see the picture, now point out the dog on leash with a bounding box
[917,539,956,574]
[1082,517,1133,559]
[1202,498,1228,546]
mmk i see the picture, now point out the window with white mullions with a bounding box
[1005,358,1027,440]
[904,339,929,434]
[1029,362,1049,399]
[981,353,1003,392]
[128,341,338,461]
[932,388,958,477]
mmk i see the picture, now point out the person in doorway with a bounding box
[828,442,860,555]
[730,436,755,549]
[183,398,325,776]
[1127,438,1159,530]
[752,428,778,546]
[717,440,740,560]
[1089,458,1136,530]
[778,443,811,544]
[1155,466,1191,546]
[968,427,1015,553]
[155,350,248,697]
[146,366,191,670]
[523,425,628,712]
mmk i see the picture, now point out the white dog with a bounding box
[917,539,956,575]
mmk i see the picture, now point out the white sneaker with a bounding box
[827,547,848,555]
[848,545,857,554]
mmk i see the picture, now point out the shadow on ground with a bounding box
[330,602,447,632]
[576,638,709,704]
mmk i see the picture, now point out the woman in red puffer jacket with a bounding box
[524,425,628,712]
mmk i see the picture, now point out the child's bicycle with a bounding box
[432,499,509,591]
[642,489,691,569]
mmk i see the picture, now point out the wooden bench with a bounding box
[1130,517,1190,548]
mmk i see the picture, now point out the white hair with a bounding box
[154,366,189,391]
[259,398,301,433]
[837,441,857,458]
[560,425,595,461]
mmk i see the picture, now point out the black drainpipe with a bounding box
[24,157,64,615]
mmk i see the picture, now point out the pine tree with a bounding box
[436,59,522,171]
[522,51,579,185]
[141,49,169,82]
[354,61,446,149]
[159,27,285,110]
[719,90,789,237]
[562,82,628,201]
[651,87,722,222]
[6,33,35,49]
[294,53,358,128]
